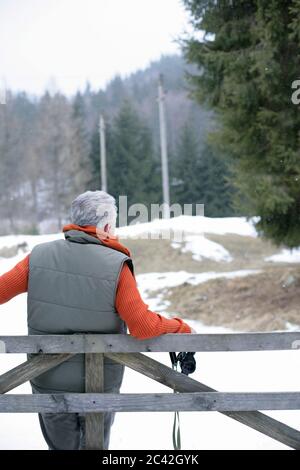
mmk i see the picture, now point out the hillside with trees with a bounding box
[0,54,237,235]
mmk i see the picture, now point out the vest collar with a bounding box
[62,225,131,257]
[64,229,131,258]
[64,229,104,246]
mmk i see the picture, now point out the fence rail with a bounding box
[1,331,300,353]
[1,392,300,413]
[0,333,300,450]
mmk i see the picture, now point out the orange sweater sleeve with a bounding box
[115,263,191,340]
[0,254,29,304]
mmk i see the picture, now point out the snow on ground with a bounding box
[0,215,259,246]
[265,248,300,264]
[117,215,258,263]
[0,290,300,450]
[0,215,259,266]
[137,270,261,292]
[136,270,261,311]
[172,235,233,262]
[0,233,63,252]
[117,215,259,239]
[0,219,300,450]
[120,215,258,264]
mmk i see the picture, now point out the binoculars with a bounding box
[169,351,196,376]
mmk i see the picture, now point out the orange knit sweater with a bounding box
[0,227,191,339]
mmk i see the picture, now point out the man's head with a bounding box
[71,190,117,234]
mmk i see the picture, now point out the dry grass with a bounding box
[120,233,278,274]
[120,233,300,331]
[165,265,300,331]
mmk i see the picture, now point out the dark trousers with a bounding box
[31,359,124,450]
[39,411,115,450]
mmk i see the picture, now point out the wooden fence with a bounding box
[0,332,300,450]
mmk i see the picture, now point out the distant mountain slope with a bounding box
[87,54,214,154]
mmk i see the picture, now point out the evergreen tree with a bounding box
[109,100,160,209]
[173,123,235,216]
[172,124,202,206]
[106,76,127,108]
[182,0,300,247]
[198,142,236,217]
[88,101,161,223]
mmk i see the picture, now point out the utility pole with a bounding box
[158,74,170,218]
[99,115,107,192]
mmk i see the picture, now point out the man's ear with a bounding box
[104,223,110,233]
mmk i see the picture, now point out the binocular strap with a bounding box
[171,361,181,450]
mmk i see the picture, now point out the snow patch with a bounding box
[136,270,261,312]
[172,235,233,262]
[137,269,261,293]
[0,268,299,449]
[265,248,300,264]
[117,215,258,240]
[1,221,300,450]
[0,233,62,254]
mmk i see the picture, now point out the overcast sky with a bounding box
[0,0,191,95]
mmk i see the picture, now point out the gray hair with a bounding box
[71,191,117,230]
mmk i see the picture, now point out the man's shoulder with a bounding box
[29,238,66,262]
[31,238,66,252]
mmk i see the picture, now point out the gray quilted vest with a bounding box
[27,229,133,393]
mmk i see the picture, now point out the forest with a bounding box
[0,54,236,235]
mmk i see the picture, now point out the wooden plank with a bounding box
[1,392,300,413]
[0,332,300,353]
[85,353,104,450]
[105,352,300,450]
[0,354,74,394]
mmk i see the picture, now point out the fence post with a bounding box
[85,353,104,450]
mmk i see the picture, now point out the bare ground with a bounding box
[120,234,300,331]
[165,265,300,331]
[121,233,278,274]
